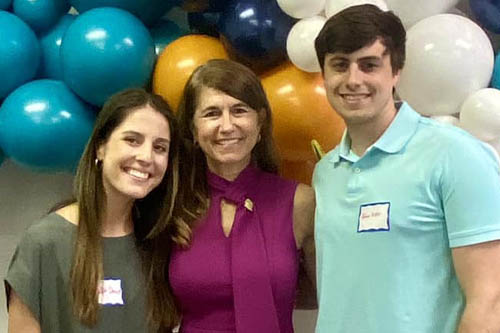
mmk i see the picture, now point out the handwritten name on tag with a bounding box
[358,202,390,232]
[98,279,124,306]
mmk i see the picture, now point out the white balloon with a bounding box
[325,0,388,18]
[459,88,500,142]
[286,16,326,72]
[385,0,459,28]
[397,14,494,116]
[277,0,326,19]
[431,115,459,127]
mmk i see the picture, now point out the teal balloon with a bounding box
[0,11,40,99]
[493,53,500,89]
[150,18,187,56]
[38,14,75,79]
[61,7,156,106]
[0,0,12,10]
[13,0,70,32]
[69,0,180,26]
[0,148,5,167]
[0,79,95,172]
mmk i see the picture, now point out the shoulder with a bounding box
[294,184,315,210]
[21,212,75,248]
[293,183,316,247]
[412,117,498,166]
[54,203,79,226]
[254,168,298,193]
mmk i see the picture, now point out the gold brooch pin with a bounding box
[244,198,254,212]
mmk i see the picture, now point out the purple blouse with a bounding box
[169,166,299,333]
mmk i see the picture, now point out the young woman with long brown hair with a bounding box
[6,88,180,332]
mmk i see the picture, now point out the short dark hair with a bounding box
[315,4,406,73]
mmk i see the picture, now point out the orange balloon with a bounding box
[261,62,345,162]
[153,35,229,111]
[280,159,316,185]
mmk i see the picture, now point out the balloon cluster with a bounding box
[0,0,183,172]
[1,0,499,182]
[276,0,500,165]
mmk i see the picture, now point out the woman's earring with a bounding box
[95,158,101,167]
[257,133,261,142]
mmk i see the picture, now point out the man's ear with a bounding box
[392,69,402,84]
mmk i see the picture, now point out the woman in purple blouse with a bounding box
[169,59,316,333]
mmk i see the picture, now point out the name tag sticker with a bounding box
[98,278,124,306]
[357,202,390,232]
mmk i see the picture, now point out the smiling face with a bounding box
[322,39,400,128]
[97,105,171,203]
[193,87,261,176]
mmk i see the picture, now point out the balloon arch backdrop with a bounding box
[0,0,499,183]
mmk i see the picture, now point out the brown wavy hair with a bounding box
[172,59,279,247]
[71,88,180,331]
[315,4,406,74]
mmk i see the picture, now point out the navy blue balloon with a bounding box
[61,7,156,106]
[219,0,296,71]
[0,11,40,99]
[0,0,12,10]
[38,14,75,79]
[13,0,70,32]
[150,18,187,56]
[70,0,180,26]
[470,0,500,34]
[0,79,95,172]
[206,0,230,12]
[492,53,500,89]
[188,11,221,37]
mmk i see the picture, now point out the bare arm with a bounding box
[293,183,317,309]
[452,240,500,333]
[8,288,41,333]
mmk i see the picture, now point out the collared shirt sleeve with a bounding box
[442,138,500,247]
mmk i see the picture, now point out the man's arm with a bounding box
[452,240,500,333]
[293,183,317,309]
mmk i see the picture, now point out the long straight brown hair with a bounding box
[173,59,279,246]
[71,88,180,330]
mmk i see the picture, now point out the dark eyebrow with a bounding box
[358,56,382,62]
[328,55,349,62]
[122,130,142,136]
[154,137,170,144]
[122,131,170,143]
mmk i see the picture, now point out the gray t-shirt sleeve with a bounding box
[5,229,42,321]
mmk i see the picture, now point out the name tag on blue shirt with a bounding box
[357,202,390,232]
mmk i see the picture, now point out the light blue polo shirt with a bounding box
[313,102,500,333]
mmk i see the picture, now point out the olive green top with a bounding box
[5,213,149,332]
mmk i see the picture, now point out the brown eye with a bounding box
[124,137,138,145]
[154,144,168,154]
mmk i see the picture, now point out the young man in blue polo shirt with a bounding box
[313,4,500,332]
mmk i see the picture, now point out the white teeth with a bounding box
[343,94,369,101]
[218,139,239,145]
[127,169,149,179]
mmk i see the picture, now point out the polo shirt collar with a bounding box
[373,102,420,153]
[328,102,420,164]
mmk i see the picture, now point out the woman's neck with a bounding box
[100,194,134,237]
[207,159,251,181]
